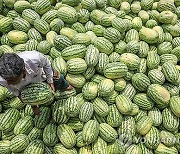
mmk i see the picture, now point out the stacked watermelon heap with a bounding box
[0,0,180,153]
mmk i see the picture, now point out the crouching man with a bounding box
[0,51,72,115]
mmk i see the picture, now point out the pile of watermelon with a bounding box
[0,0,180,153]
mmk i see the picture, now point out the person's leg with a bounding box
[54,74,70,90]
[32,105,40,115]
[53,70,72,91]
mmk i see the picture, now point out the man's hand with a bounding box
[53,70,60,80]
[32,106,40,115]
[66,84,73,90]
[50,83,55,91]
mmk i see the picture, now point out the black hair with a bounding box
[0,53,25,79]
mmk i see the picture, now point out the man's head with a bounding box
[0,53,25,85]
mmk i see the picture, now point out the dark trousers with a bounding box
[54,74,69,91]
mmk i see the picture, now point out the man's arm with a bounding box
[37,52,55,91]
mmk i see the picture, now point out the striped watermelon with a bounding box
[78,9,90,24]
[96,53,109,74]
[60,27,78,40]
[0,108,20,132]
[108,139,125,154]
[67,117,84,131]
[112,17,128,33]
[8,30,28,44]
[83,67,95,80]
[92,137,108,154]
[130,103,140,116]
[120,53,140,70]
[52,100,69,124]
[34,19,50,35]
[72,22,86,33]
[0,140,11,154]
[99,123,118,142]
[46,31,57,46]
[133,93,154,110]
[67,58,87,74]
[104,27,121,43]
[103,90,118,105]
[101,14,116,27]
[148,69,165,85]
[148,107,162,127]
[125,29,139,43]
[98,79,114,97]
[14,1,31,13]
[104,62,128,79]
[82,82,98,100]
[170,96,180,117]
[160,54,178,65]
[107,104,123,127]
[79,102,94,122]
[22,9,40,25]
[0,17,13,33]
[93,113,107,124]
[72,33,91,46]
[92,97,109,117]
[160,130,176,147]
[132,17,142,31]
[132,73,151,91]
[90,10,106,25]
[54,35,72,51]
[136,116,153,135]
[62,44,86,61]
[20,83,54,106]
[147,84,170,109]
[109,52,121,63]
[76,131,86,148]
[37,40,52,54]
[43,123,58,146]
[9,97,24,110]
[50,18,64,33]
[25,39,39,51]
[116,95,133,115]
[42,10,58,24]
[155,143,178,154]
[10,134,29,153]
[92,25,105,37]
[66,73,86,88]
[57,6,78,24]
[49,47,61,59]
[35,0,51,15]
[54,143,77,154]
[93,37,114,55]
[28,127,42,142]
[14,116,34,135]
[147,51,160,70]
[34,107,51,129]
[118,116,136,146]
[24,139,44,154]
[162,61,179,83]
[57,124,76,149]
[12,17,30,32]
[162,108,179,132]
[28,28,42,42]
[79,145,92,154]
[125,144,142,154]
[85,45,99,67]
[82,120,99,145]
[144,126,160,149]
[64,96,81,117]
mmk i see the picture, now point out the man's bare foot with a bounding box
[32,106,40,115]
[66,85,73,90]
